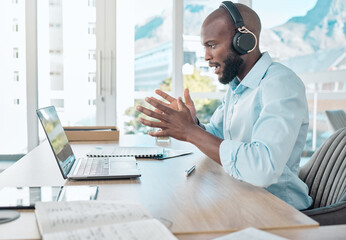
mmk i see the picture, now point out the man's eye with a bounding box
[210,44,216,49]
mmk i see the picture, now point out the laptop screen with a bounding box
[36,106,75,178]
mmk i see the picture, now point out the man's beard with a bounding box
[218,51,243,85]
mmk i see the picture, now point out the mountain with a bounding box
[135,0,346,60]
[261,0,346,60]
[135,2,215,54]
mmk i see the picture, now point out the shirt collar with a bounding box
[238,52,273,89]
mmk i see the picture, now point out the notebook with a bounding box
[36,106,141,180]
[87,146,192,160]
[35,200,177,240]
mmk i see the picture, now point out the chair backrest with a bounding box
[299,127,346,208]
[325,110,346,132]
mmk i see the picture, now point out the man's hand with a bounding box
[154,89,198,124]
[136,96,198,142]
[136,91,223,163]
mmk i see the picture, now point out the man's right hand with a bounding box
[154,88,197,123]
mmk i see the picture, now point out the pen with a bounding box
[185,165,196,177]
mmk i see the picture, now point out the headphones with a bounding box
[220,1,257,55]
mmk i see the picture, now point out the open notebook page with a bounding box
[35,201,152,235]
[43,219,177,240]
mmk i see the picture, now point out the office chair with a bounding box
[299,127,346,225]
[325,109,346,132]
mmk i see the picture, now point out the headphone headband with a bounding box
[220,1,244,29]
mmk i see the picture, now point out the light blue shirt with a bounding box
[204,52,312,210]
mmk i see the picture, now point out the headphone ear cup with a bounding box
[232,32,257,55]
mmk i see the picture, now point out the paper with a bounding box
[158,148,192,160]
[35,201,152,234]
[87,147,192,160]
[87,146,164,158]
[35,201,177,240]
[43,219,177,240]
[213,227,288,240]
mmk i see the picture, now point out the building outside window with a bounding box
[13,99,20,105]
[88,72,96,82]
[88,50,96,60]
[38,0,97,134]
[50,72,63,90]
[50,99,64,108]
[13,71,19,82]
[12,19,18,32]
[88,0,96,8]
[88,23,95,35]
[13,48,19,58]
[88,99,96,105]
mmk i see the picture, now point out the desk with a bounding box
[176,225,346,240]
[0,135,318,239]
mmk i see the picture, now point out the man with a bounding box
[136,1,312,210]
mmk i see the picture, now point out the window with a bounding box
[253,0,346,151]
[38,0,97,131]
[49,49,62,54]
[49,0,61,7]
[183,1,225,95]
[3,0,345,156]
[0,1,27,154]
[13,99,20,105]
[121,0,172,134]
[88,50,96,60]
[88,23,96,35]
[50,72,63,90]
[88,99,96,105]
[13,71,19,82]
[182,1,225,123]
[50,99,64,108]
[88,0,96,8]
[121,0,346,153]
[13,19,18,32]
[88,72,96,82]
[133,0,172,93]
[13,48,19,58]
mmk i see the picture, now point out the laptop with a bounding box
[36,106,141,180]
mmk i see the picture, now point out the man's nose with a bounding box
[204,48,212,61]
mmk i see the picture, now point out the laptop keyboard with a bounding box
[77,157,109,176]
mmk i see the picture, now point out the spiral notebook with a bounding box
[87,146,192,160]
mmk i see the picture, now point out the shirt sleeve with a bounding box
[203,97,226,139]
[220,70,308,187]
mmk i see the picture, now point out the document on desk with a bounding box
[213,227,288,240]
[87,146,165,158]
[35,201,177,240]
[87,146,192,160]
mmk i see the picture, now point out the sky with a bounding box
[135,0,318,29]
[253,0,318,28]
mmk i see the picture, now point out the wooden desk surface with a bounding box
[176,225,346,240]
[0,135,318,239]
